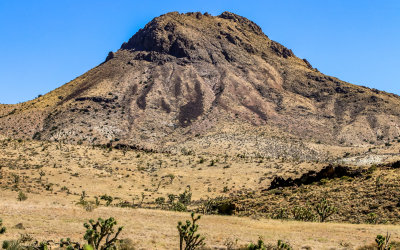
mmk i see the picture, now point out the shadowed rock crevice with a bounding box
[267,165,362,190]
[137,82,154,110]
[178,81,204,127]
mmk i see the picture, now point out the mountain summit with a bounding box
[1,12,400,159]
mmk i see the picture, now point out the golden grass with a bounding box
[0,190,399,249]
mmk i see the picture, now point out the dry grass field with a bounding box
[1,189,400,249]
[1,138,400,249]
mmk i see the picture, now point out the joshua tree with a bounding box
[83,217,123,250]
[177,213,205,250]
[315,198,337,222]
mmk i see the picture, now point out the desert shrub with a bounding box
[11,174,19,185]
[166,174,175,184]
[273,208,289,220]
[116,200,133,208]
[248,237,266,250]
[314,198,337,222]
[84,217,123,250]
[84,203,96,212]
[201,198,236,215]
[367,165,377,174]
[171,202,187,212]
[100,194,113,206]
[277,240,292,249]
[0,219,5,234]
[3,234,49,250]
[179,186,192,205]
[168,194,176,204]
[17,191,27,201]
[224,238,239,250]
[2,240,22,250]
[366,213,378,224]
[60,237,88,250]
[77,191,89,206]
[116,239,135,250]
[177,212,205,250]
[247,238,291,250]
[291,206,315,222]
[155,197,165,205]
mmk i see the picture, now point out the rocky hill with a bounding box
[1,11,400,160]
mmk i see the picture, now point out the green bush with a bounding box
[248,237,266,250]
[171,202,187,212]
[100,195,113,206]
[17,191,27,201]
[291,206,315,221]
[277,240,292,249]
[179,186,192,205]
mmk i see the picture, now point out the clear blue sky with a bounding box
[0,0,399,104]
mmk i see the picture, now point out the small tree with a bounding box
[0,218,6,234]
[177,213,205,250]
[83,217,123,250]
[17,191,27,201]
[178,186,192,205]
[315,198,337,222]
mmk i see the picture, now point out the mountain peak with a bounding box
[119,11,292,62]
[218,11,263,35]
[2,12,400,157]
